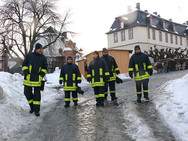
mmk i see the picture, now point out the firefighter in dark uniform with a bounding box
[22,43,47,116]
[59,56,82,108]
[87,51,110,106]
[101,48,120,105]
[128,45,153,103]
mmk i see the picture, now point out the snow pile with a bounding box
[154,74,188,141]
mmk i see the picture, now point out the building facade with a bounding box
[106,3,188,56]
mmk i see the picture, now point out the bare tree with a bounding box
[0,0,71,64]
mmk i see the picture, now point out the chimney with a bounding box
[144,10,148,13]
[153,12,157,15]
[169,19,172,22]
[136,3,140,10]
[158,15,160,18]
[186,21,188,25]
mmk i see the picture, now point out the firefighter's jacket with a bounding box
[129,52,153,81]
[87,58,110,87]
[101,55,120,81]
[59,63,81,91]
[22,52,47,87]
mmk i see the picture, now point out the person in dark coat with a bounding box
[87,51,110,107]
[101,48,120,106]
[59,56,82,108]
[22,43,48,116]
[128,45,153,103]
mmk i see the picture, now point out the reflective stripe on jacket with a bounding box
[22,52,47,87]
[128,52,152,81]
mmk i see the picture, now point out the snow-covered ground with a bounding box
[154,74,188,141]
[0,69,188,141]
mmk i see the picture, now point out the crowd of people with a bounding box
[154,60,188,73]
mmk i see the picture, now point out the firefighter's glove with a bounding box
[40,80,45,91]
[59,80,63,84]
[129,72,133,78]
[116,76,123,84]
[76,86,84,95]
[148,69,153,76]
[87,77,91,83]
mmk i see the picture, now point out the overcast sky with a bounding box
[58,0,188,54]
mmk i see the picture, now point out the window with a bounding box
[180,37,182,46]
[128,28,133,40]
[152,29,155,40]
[147,28,150,39]
[159,31,162,41]
[121,30,125,41]
[150,15,153,25]
[114,32,118,43]
[170,34,173,44]
[173,24,176,32]
[120,22,124,29]
[163,20,166,29]
[175,36,178,45]
[165,32,168,43]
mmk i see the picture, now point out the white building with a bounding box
[106,3,188,54]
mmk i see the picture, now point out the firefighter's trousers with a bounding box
[104,80,117,100]
[135,79,149,99]
[93,86,105,104]
[24,86,41,113]
[64,91,78,105]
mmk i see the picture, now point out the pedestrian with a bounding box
[59,56,82,108]
[128,45,153,103]
[22,43,47,117]
[101,48,120,105]
[87,51,110,107]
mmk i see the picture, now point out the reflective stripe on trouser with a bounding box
[104,81,116,100]
[64,91,78,105]
[93,86,105,104]
[24,86,41,112]
[136,79,149,99]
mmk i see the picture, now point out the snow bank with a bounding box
[154,74,188,141]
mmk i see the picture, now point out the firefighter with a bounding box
[128,45,153,103]
[87,51,110,107]
[101,48,120,105]
[22,43,47,117]
[59,56,82,108]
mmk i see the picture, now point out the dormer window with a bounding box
[173,24,176,32]
[150,15,153,25]
[163,20,166,29]
[120,16,127,29]
[120,21,124,29]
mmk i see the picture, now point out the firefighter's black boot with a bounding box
[64,101,70,108]
[144,94,150,101]
[74,101,78,106]
[104,94,107,101]
[29,104,34,114]
[137,95,142,103]
[96,98,100,107]
[35,111,40,117]
[111,96,119,106]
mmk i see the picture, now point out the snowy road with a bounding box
[11,70,188,141]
